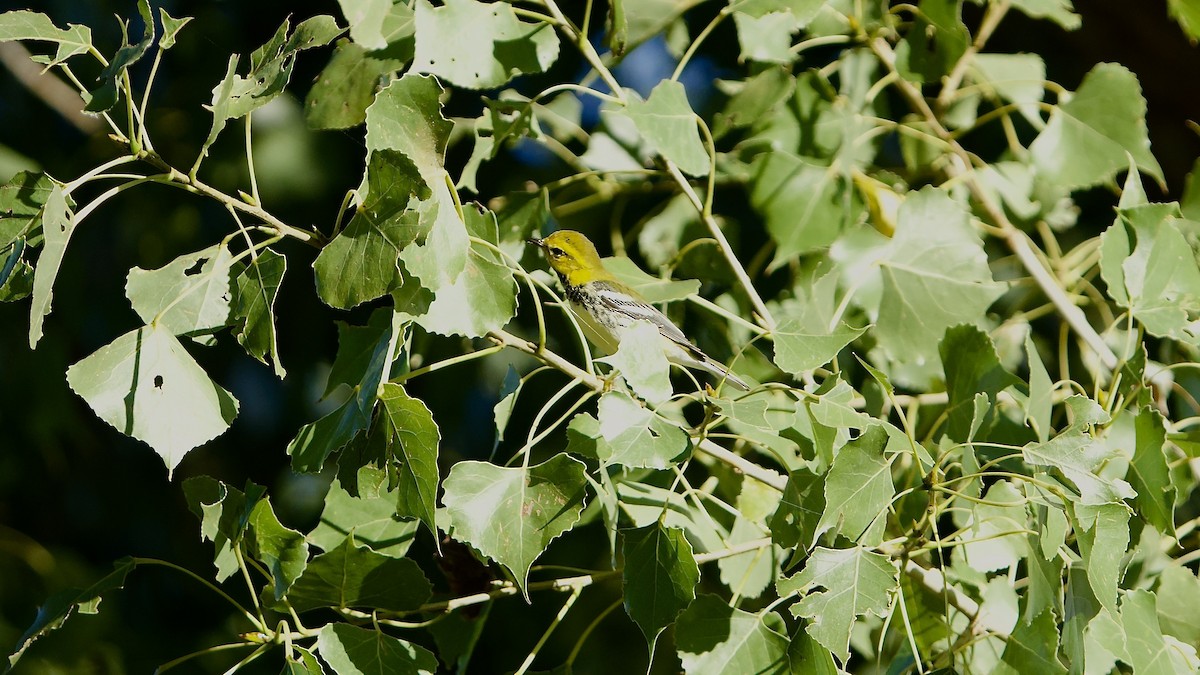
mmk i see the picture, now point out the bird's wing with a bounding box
[592,281,705,357]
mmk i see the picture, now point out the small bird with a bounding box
[528,230,749,391]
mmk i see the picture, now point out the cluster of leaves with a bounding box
[4,0,1200,673]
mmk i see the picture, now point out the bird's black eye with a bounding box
[549,247,565,258]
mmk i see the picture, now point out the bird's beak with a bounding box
[526,237,545,248]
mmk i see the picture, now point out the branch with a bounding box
[869,37,1120,371]
[0,42,103,135]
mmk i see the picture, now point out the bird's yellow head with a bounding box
[527,230,613,285]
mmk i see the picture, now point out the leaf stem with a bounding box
[154,642,256,674]
[515,585,582,675]
[131,557,263,630]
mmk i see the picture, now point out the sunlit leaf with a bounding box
[597,390,690,469]
[816,424,894,542]
[779,546,898,663]
[0,10,93,65]
[28,182,71,348]
[126,244,237,337]
[66,323,239,475]
[617,80,709,177]
[600,320,672,404]
[317,623,438,674]
[442,454,587,591]
[411,0,558,90]
[1030,63,1163,190]
[675,594,791,675]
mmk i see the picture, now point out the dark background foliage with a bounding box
[2,0,1199,671]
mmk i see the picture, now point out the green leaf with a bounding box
[288,312,396,473]
[0,10,93,66]
[158,8,192,49]
[306,40,402,130]
[769,468,825,550]
[817,424,894,542]
[309,477,418,558]
[895,0,969,83]
[1099,204,1200,342]
[0,171,52,251]
[714,66,796,138]
[617,80,709,177]
[493,365,523,448]
[972,54,1047,126]
[442,454,587,591]
[1030,63,1163,191]
[601,256,700,303]
[873,188,1005,380]
[958,480,1029,572]
[316,623,438,675]
[1025,333,1053,442]
[750,152,856,262]
[772,312,866,376]
[200,16,340,158]
[7,558,134,668]
[314,150,428,310]
[1009,0,1081,30]
[29,182,71,348]
[284,646,323,674]
[716,480,782,600]
[731,11,801,64]
[1155,566,1200,646]
[778,546,898,663]
[412,203,516,338]
[1099,589,1193,674]
[410,0,559,90]
[621,523,699,649]
[0,242,33,302]
[336,0,397,50]
[1128,407,1176,534]
[606,0,692,56]
[365,73,453,187]
[233,248,286,377]
[65,323,239,476]
[994,609,1068,675]
[600,320,672,404]
[126,244,237,337]
[596,391,690,469]
[1022,397,1135,505]
[378,383,439,540]
[183,477,265,580]
[282,536,431,612]
[675,595,791,675]
[248,496,308,601]
[86,0,154,113]
[1170,0,1200,43]
[940,324,1022,442]
[1076,503,1129,611]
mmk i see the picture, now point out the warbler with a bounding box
[528,230,749,391]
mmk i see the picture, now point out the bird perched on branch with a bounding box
[528,230,749,391]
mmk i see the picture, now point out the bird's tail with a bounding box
[699,356,750,391]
